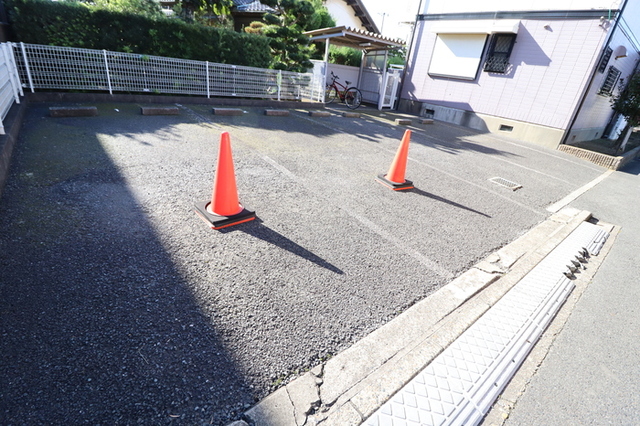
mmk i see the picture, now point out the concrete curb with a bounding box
[558,143,640,170]
[0,99,29,199]
[238,207,594,426]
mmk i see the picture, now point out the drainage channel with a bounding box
[363,221,609,426]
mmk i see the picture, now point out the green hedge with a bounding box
[6,0,272,68]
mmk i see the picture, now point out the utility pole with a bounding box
[379,12,388,34]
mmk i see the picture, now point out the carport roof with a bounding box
[304,26,404,51]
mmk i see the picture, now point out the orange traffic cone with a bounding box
[376,130,414,190]
[195,132,256,230]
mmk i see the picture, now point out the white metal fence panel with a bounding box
[0,43,23,134]
[12,42,323,102]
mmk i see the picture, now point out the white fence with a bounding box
[0,42,325,128]
[0,43,23,134]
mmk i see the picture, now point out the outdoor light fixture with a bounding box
[614,45,627,59]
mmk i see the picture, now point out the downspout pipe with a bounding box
[397,0,425,112]
[561,0,629,145]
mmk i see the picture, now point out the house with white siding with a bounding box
[398,0,640,149]
[323,0,379,33]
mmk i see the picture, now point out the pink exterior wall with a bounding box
[402,18,610,130]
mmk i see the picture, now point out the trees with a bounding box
[251,0,335,72]
[88,0,164,18]
[611,72,640,153]
[175,0,232,26]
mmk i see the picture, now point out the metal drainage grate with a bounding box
[489,177,522,191]
[363,221,609,426]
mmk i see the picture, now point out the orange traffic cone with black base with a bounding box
[376,129,414,190]
[195,131,256,230]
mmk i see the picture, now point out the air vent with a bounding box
[489,177,522,191]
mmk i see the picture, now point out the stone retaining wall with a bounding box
[558,144,640,170]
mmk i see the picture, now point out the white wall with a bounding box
[420,0,624,14]
[570,11,640,141]
[326,63,360,87]
[324,0,367,31]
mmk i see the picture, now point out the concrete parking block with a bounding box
[140,106,179,115]
[342,112,361,118]
[418,118,434,124]
[213,108,244,116]
[308,111,331,117]
[49,106,98,117]
[265,109,290,116]
[395,118,412,125]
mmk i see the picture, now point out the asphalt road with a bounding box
[0,102,607,424]
[504,159,640,425]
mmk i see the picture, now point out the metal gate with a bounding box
[378,66,403,110]
[358,50,387,106]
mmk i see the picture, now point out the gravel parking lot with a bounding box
[0,101,606,424]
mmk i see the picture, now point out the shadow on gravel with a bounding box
[0,106,254,424]
[223,220,344,274]
[409,187,492,218]
[188,104,521,159]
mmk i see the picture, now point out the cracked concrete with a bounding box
[235,208,595,426]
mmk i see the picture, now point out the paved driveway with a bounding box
[0,102,605,424]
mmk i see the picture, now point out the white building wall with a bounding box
[570,1,640,141]
[324,0,367,30]
[420,0,624,14]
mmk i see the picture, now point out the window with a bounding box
[483,33,517,73]
[428,34,488,80]
[597,47,613,73]
[599,66,621,96]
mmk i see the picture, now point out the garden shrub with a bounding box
[6,0,272,68]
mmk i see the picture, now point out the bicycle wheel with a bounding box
[344,87,362,109]
[325,85,338,103]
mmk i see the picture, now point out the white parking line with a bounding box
[262,155,455,279]
[546,169,614,213]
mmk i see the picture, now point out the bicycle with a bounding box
[325,71,363,109]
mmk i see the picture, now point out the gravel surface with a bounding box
[0,102,605,424]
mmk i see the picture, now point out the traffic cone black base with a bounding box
[194,201,256,230]
[375,174,414,191]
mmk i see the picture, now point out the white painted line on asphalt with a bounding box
[458,141,577,186]
[546,169,614,213]
[276,114,545,216]
[404,154,546,216]
[262,155,455,279]
[437,121,604,172]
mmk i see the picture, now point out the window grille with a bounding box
[483,33,516,74]
[599,66,621,96]
[597,47,613,73]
